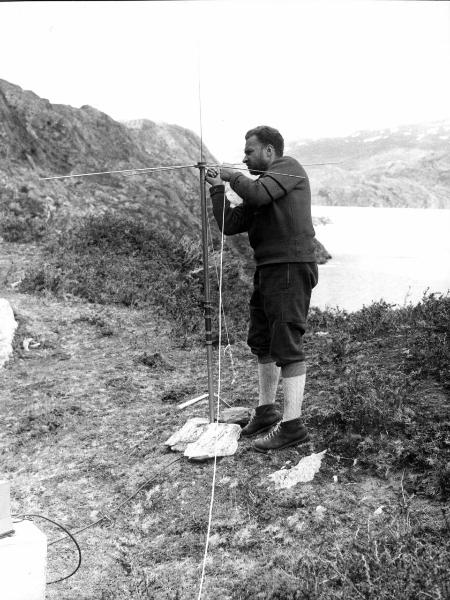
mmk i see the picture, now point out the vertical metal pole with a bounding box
[198,162,215,423]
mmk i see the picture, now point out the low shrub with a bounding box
[334,367,414,435]
[20,213,205,336]
[401,293,450,386]
[19,212,251,340]
[307,294,449,488]
[0,183,55,242]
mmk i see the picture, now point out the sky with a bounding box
[1,0,449,160]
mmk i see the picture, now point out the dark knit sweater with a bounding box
[210,155,316,266]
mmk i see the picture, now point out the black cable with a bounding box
[13,514,82,584]
[49,454,183,546]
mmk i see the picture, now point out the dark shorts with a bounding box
[247,262,318,366]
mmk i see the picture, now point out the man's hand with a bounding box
[205,165,236,185]
[219,166,234,182]
[205,168,223,187]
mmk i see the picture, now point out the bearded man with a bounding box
[205,125,318,451]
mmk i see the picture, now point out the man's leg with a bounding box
[254,263,318,451]
[281,361,307,421]
[258,356,280,407]
[241,270,282,436]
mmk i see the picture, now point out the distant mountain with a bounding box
[287,121,450,208]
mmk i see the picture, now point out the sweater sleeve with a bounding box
[210,185,251,235]
[229,158,305,208]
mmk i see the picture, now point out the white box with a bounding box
[0,520,47,600]
[0,480,14,537]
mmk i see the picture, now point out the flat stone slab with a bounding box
[164,417,209,452]
[184,423,241,461]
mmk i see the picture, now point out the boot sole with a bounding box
[254,434,310,453]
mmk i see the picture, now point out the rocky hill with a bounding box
[287,121,450,208]
[0,78,215,231]
[0,78,330,264]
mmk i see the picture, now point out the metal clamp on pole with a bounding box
[198,162,215,423]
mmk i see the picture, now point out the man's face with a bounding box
[243,135,270,175]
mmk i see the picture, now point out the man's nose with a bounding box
[243,156,248,164]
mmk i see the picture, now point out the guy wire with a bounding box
[206,214,236,384]
[197,180,227,600]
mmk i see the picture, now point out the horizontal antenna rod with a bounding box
[39,163,198,181]
[219,161,342,167]
[38,160,340,182]
[207,164,306,180]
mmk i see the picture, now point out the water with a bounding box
[311,205,450,311]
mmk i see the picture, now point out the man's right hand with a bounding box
[205,168,223,187]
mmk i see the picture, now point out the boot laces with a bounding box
[247,409,257,424]
[264,421,282,440]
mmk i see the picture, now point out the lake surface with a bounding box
[311,205,450,311]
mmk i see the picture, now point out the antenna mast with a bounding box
[198,162,215,423]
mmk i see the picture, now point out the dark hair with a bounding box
[245,126,284,156]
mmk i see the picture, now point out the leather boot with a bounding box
[241,404,281,437]
[253,418,309,451]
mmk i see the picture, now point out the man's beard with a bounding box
[247,159,268,176]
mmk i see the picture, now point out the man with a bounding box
[205,125,318,451]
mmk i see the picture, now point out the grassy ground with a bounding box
[1,237,449,600]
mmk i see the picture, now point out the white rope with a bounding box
[206,214,237,385]
[197,187,226,600]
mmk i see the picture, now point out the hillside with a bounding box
[0,78,330,266]
[0,78,213,232]
[287,120,450,208]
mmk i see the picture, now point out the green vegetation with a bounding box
[19,213,251,343]
[305,296,449,500]
[6,212,449,599]
[19,213,206,338]
[19,213,449,501]
[0,183,54,242]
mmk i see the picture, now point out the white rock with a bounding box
[315,505,327,519]
[0,299,17,368]
[184,423,241,460]
[268,450,327,489]
[22,338,40,352]
[164,417,209,452]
